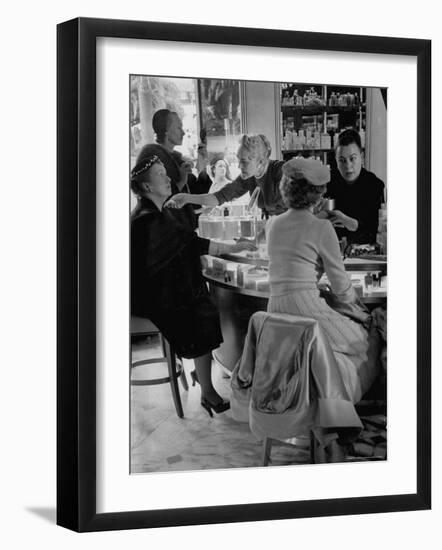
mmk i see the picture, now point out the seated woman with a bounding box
[266,157,381,460]
[208,157,232,194]
[130,154,256,416]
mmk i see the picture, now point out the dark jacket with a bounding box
[213,160,286,217]
[136,143,196,194]
[131,197,222,358]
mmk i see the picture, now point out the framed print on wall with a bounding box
[57,17,431,532]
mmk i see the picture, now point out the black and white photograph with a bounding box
[53,13,432,535]
[129,75,388,474]
[1,0,439,543]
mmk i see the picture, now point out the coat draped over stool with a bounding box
[231,311,363,444]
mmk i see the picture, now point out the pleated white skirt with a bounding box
[268,289,381,402]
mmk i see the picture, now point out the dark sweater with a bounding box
[326,168,385,244]
[130,197,222,358]
[213,159,286,217]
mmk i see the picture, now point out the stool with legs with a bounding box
[130,316,188,418]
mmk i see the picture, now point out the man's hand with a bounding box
[164,193,189,209]
[329,210,358,231]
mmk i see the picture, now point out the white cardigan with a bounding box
[268,208,355,300]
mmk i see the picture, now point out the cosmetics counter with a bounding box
[198,205,387,372]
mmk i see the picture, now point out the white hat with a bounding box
[282,157,330,186]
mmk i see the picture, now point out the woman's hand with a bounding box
[229,240,257,253]
[313,198,328,216]
[329,210,358,231]
[164,193,189,209]
[315,210,329,219]
[208,239,257,257]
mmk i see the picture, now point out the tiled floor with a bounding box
[130,336,311,474]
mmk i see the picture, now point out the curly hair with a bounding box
[279,175,327,209]
[238,134,272,161]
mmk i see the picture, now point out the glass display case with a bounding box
[198,200,387,304]
[202,251,387,302]
[202,241,387,372]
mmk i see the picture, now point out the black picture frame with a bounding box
[57,17,431,532]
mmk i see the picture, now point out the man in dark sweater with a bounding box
[325,129,385,244]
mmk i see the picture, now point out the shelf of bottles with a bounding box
[280,83,366,166]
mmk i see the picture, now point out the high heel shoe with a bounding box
[200,396,230,418]
[190,369,199,387]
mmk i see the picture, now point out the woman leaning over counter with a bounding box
[165,134,286,217]
[130,155,256,417]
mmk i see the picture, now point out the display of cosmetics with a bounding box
[328,91,360,107]
[326,114,339,130]
[198,216,225,239]
[376,204,387,254]
[223,218,241,240]
[283,129,331,150]
[303,114,325,129]
[242,268,270,291]
[198,209,257,241]
[281,86,326,107]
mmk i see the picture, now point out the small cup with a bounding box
[323,198,335,212]
[353,283,364,298]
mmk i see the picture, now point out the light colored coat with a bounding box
[231,311,364,443]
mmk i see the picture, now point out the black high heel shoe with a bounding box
[200,396,230,418]
[190,369,199,387]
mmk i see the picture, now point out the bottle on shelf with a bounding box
[320,132,331,149]
[313,131,321,149]
[298,129,306,149]
[283,131,291,150]
[376,203,387,254]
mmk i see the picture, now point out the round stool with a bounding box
[130,316,188,418]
